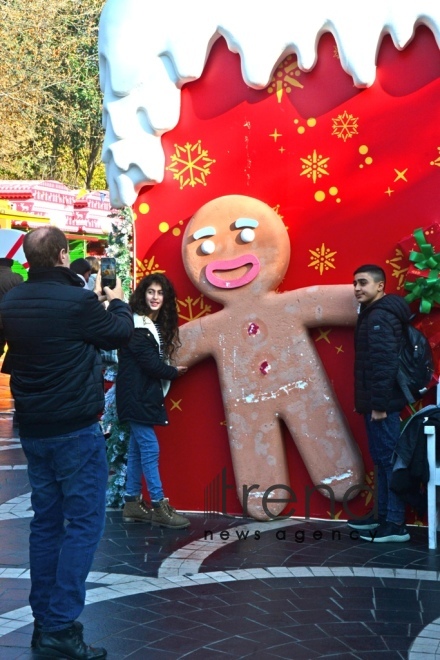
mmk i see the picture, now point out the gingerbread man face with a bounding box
[182,195,290,304]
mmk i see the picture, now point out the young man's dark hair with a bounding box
[353,264,386,285]
[23,226,68,268]
[70,258,92,278]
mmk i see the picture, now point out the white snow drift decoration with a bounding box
[98,0,440,207]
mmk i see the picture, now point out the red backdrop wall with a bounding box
[133,27,440,520]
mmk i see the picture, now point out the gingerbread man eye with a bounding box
[235,217,258,244]
[240,228,255,243]
[193,226,216,255]
[201,239,215,255]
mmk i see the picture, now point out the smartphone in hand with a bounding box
[100,257,117,291]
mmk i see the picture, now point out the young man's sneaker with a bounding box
[360,521,410,543]
[347,513,384,530]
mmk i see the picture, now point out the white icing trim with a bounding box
[99,0,440,206]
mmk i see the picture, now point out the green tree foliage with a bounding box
[101,207,134,507]
[0,0,106,189]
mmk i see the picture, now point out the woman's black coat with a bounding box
[116,324,178,426]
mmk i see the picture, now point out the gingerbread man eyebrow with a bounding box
[234,218,259,229]
[192,226,216,240]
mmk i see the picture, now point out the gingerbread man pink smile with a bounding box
[205,254,260,289]
[179,195,363,521]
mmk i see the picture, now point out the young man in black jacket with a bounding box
[0,227,133,659]
[349,264,411,543]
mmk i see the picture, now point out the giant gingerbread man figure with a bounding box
[178,195,363,520]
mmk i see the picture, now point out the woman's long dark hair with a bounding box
[129,274,181,361]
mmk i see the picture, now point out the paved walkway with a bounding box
[1,373,440,658]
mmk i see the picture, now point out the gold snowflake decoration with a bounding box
[315,328,332,343]
[332,110,359,142]
[386,249,408,291]
[272,204,284,220]
[360,470,375,507]
[414,400,425,410]
[328,509,343,520]
[166,140,216,189]
[300,150,330,183]
[178,295,212,322]
[308,243,336,275]
[136,256,166,283]
[430,147,440,167]
[267,55,304,103]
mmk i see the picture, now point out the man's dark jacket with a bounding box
[116,323,178,426]
[391,405,440,515]
[354,293,412,413]
[0,267,133,437]
[0,263,23,299]
[0,261,23,356]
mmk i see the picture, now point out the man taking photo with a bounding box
[1,226,133,659]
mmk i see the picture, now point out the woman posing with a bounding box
[116,274,189,528]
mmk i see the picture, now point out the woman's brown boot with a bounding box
[151,498,190,528]
[122,496,152,523]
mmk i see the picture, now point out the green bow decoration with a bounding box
[404,227,440,313]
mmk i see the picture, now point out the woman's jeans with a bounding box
[20,423,107,632]
[364,412,406,525]
[125,422,164,501]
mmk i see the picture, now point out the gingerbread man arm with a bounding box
[294,284,358,328]
[176,316,214,367]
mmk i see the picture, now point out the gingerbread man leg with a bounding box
[280,372,364,501]
[225,403,294,521]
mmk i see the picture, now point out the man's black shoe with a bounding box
[347,513,385,530]
[31,620,84,648]
[32,623,106,659]
[360,521,410,543]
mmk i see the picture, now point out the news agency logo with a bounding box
[204,466,377,522]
